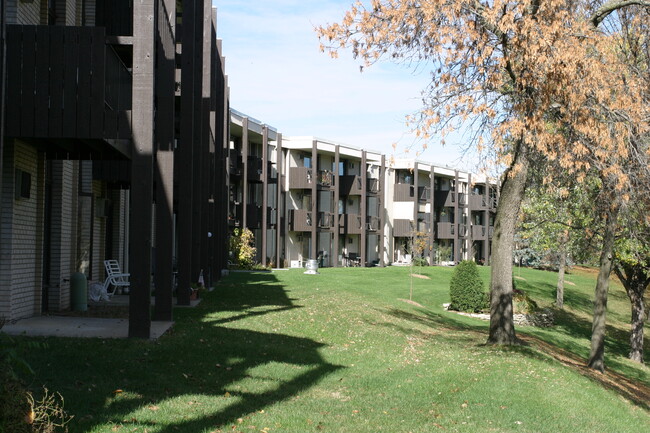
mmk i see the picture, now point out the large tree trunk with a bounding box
[587,204,620,372]
[628,289,647,364]
[556,230,568,308]
[614,263,649,364]
[488,141,530,345]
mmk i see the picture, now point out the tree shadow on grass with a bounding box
[28,271,344,433]
[378,304,650,410]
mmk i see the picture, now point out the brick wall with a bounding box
[91,180,106,282]
[0,140,44,321]
[47,161,75,311]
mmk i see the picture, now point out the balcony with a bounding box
[229,149,242,177]
[458,224,468,238]
[393,219,414,237]
[339,213,363,234]
[289,167,313,189]
[458,193,467,206]
[470,194,488,209]
[317,211,335,229]
[366,216,380,232]
[394,184,414,201]
[246,204,262,229]
[6,25,132,158]
[418,186,431,202]
[339,175,363,196]
[289,209,312,232]
[247,156,263,182]
[436,222,455,239]
[434,190,456,207]
[472,225,487,240]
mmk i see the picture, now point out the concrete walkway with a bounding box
[1,296,201,340]
[1,316,173,340]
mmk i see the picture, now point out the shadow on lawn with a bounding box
[65,271,343,433]
[381,304,650,410]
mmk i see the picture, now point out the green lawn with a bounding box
[14,266,650,432]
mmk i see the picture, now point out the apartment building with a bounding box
[228,110,282,267]
[225,128,497,269]
[0,0,229,338]
[0,1,496,335]
[385,160,496,266]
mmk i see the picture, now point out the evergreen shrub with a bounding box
[449,260,487,312]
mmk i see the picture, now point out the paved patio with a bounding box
[1,295,201,340]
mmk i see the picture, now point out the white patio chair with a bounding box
[103,260,130,296]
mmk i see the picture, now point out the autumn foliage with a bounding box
[317,0,649,183]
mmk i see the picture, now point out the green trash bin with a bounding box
[70,272,88,312]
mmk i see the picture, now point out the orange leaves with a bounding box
[318,0,649,188]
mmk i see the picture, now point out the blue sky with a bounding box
[212,1,471,168]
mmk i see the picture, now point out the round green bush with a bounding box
[449,260,487,312]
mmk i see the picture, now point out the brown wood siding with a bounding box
[393,183,414,202]
[393,219,413,237]
[436,222,455,239]
[339,213,362,235]
[289,166,313,189]
[6,25,132,141]
[290,209,312,232]
[472,225,487,240]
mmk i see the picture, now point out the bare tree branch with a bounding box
[591,0,650,27]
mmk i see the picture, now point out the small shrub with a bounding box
[412,257,428,267]
[449,260,487,312]
[228,228,257,270]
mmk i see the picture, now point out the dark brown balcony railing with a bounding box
[472,225,487,240]
[470,194,487,209]
[393,219,413,237]
[289,209,312,232]
[339,214,363,234]
[436,222,455,239]
[246,204,262,228]
[394,184,414,201]
[247,155,263,182]
[289,167,312,189]
[6,25,132,143]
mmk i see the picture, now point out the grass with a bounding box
[10,266,650,432]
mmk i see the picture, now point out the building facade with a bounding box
[226,121,497,269]
[0,0,230,337]
[0,1,497,333]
